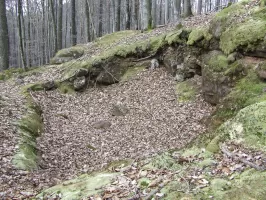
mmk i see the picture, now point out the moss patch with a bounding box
[187,27,212,47]
[12,90,43,170]
[220,19,266,54]
[50,45,86,64]
[176,81,197,102]
[96,30,138,47]
[0,68,25,80]
[121,66,146,82]
[203,51,229,73]
[57,82,75,94]
[37,172,118,200]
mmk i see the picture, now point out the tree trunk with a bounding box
[26,0,32,67]
[0,0,9,70]
[58,0,63,50]
[125,0,131,29]
[71,0,77,45]
[173,0,181,20]
[197,0,203,14]
[85,0,91,42]
[115,0,121,31]
[152,0,157,28]
[49,0,58,54]
[98,0,103,37]
[18,0,27,70]
[184,0,193,17]
[165,0,169,24]
[134,0,139,30]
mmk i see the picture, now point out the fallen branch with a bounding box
[132,53,156,62]
[144,179,171,200]
[220,144,265,171]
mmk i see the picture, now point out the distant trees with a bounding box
[0,0,240,71]
[0,0,9,70]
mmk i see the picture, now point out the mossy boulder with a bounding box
[187,27,212,48]
[12,95,43,170]
[37,172,118,200]
[201,51,245,105]
[121,65,146,82]
[220,19,266,55]
[217,101,266,151]
[50,45,86,64]
[209,1,247,39]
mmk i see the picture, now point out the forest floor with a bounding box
[0,14,216,198]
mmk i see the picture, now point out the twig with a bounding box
[102,67,119,82]
[132,53,156,62]
[220,144,265,171]
[144,180,170,200]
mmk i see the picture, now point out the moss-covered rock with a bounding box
[220,19,266,55]
[201,51,246,105]
[209,1,247,39]
[187,27,212,48]
[12,91,43,170]
[37,172,118,200]
[120,66,146,82]
[57,82,75,94]
[50,45,86,64]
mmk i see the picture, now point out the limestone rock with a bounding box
[73,76,87,90]
[50,46,85,64]
[92,120,111,129]
[150,59,159,70]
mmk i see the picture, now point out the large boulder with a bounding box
[207,101,266,153]
[201,50,244,105]
[73,76,87,91]
[50,46,85,64]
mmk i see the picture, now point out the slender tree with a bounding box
[165,0,169,23]
[184,0,193,17]
[49,0,58,54]
[125,0,131,29]
[115,0,121,31]
[152,0,157,28]
[85,0,91,42]
[173,0,181,20]
[18,0,27,69]
[58,0,63,50]
[98,0,103,37]
[197,0,203,14]
[71,0,77,45]
[0,0,9,70]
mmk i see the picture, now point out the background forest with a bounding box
[0,0,237,71]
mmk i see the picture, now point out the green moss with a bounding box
[96,30,138,47]
[37,172,118,200]
[165,29,189,45]
[62,60,92,80]
[22,83,44,93]
[187,28,212,46]
[151,153,182,170]
[0,67,24,80]
[12,89,43,170]
[87,144,96,151]
[220,19,266,54]
[57,82,75,94]
[121,66,145,82]
[206,135,222,153]
[176,81,197,102]
[106,159,132,170]
[209,2,246,38]
[207,51,229,72]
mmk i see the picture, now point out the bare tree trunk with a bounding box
[152,0,157,28]
[98,0,103,37]
[49,0,58,54]
[173,0,181,21]
[18,0,27,70]
[0,0,9,70]
[134,0,139,30]
[85,0,91,42]
[115,0,121,31]
[197,0,203,14]
[125,0,131,29]
[26,0,32,67]
[71,0,77,45]
[184,0,193,17]
[58,0,63,50]
[165,0,169,24]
